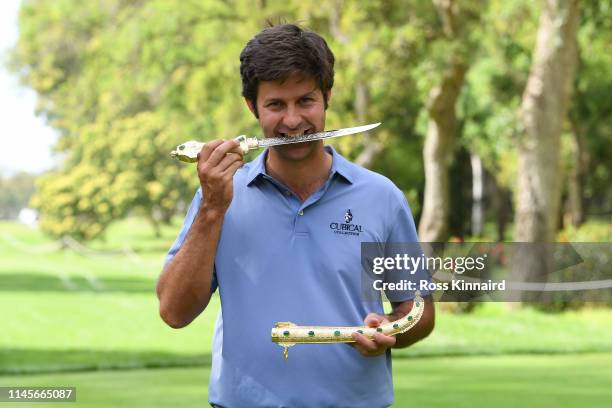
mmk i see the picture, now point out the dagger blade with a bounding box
[257,122,380,148]
[170,122,381,163]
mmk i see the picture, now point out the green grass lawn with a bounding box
[0,353,610,407]
[1,219,612,406]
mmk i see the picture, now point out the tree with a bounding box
[11,0,607,246]
[418,0,483,242]
[458,0,539,241]
[11,0,254,240]
[11,0,438,240]
[564,0,612,227]
[512,0,580,299]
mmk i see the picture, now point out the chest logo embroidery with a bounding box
[330,208,363,236]
[344,209,353,223]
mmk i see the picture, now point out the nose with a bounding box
[282,105,302,131]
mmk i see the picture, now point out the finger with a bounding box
[217,152,244,172]
[351,332,378,352]
[352,343,371,356]
[221,159,244,178]
[372,333,396,349]
[198,139,224,163]
[207,140,241,166]
[364,313,385,328]
[349,339,372,356]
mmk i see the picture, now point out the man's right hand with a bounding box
[197,139,245,212]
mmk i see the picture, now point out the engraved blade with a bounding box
[256,122,380,148]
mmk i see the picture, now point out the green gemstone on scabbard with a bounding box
[334,330,341,336]
[283,330,290,336]
[308,331,315,337]
[376,327,383,332]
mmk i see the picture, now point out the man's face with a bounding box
[247,73,329,162]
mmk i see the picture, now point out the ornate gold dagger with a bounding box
[170,123,381,162]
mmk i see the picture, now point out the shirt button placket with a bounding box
[294,208,309,236]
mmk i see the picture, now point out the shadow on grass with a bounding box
[0,348,212,376]
[392,346,612,359]
[83,243,176,256]
[0,273,154,293]
[4,347,612,378]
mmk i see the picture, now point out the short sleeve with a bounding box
[163,188,218,293]
[383,192,432,301]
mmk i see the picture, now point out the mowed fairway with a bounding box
[1,354,611,407]
[1,219,612,407]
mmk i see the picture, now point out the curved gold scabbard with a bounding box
[271,291,425,360]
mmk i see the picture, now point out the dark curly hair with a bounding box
[239,23,335,118]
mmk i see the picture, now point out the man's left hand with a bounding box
[350,313,396,357]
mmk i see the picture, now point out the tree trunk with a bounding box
[490,178,512,242]
[148,212,162,238]
[354,63,384,168]
[418,0,468,242]
[418,61,466,241]
[564,120,587,227]
[511,0,579,301]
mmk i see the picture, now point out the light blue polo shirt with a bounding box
[165,145,428,408]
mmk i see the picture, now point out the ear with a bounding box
[323,90,332,110]
[244,97,258,118]
[325,90,332,104]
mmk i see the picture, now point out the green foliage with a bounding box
[557,220,612,242]
[458,0,539,188]
[8,0,611,240]
[11,0,255,239]
[10,0,444,239]
[460,0,611,210]
[570,1,612,210]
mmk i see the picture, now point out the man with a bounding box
[157,23,434,407]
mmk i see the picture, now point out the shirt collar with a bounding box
[246,145,354,186]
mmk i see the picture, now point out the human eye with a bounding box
[265,100,282,108]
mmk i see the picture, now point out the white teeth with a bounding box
[283,130,312,137]
[278,129,313,137]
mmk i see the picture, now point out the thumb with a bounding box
[364,313,385,328]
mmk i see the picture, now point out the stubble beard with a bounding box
[272,140,321,162]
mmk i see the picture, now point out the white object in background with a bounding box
[18,208,38,227]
